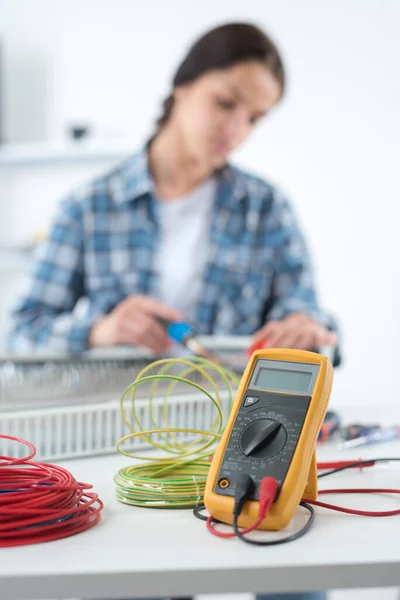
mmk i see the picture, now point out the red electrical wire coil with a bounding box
[0,435,103,547]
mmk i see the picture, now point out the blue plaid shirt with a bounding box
[7,146,337,353]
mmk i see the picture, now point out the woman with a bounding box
[8,21,333,600]
[8,22,338,368]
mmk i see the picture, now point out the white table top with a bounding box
[1,434,400,600]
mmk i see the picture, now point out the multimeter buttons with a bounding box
[239,418,287,459]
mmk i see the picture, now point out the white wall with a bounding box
[0,0,399,409]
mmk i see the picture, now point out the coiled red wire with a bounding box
[0,435,103,547]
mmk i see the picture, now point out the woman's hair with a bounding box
[156,22,285,129]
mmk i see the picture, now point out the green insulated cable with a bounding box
[114,357,239,508]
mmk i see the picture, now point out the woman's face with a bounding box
[172,61,282,169]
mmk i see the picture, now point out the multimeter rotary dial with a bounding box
[239,418,287,459]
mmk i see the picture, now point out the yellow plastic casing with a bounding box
[204,348,334,531]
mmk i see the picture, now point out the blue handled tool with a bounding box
[157,318,221,364]
[337,426,400,449]
[340,423,381,441]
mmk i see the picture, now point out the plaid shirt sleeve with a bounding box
[6,192,100,353]
[265,189,337,332]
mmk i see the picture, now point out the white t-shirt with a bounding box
[154,177,217,321]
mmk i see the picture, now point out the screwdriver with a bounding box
[339,423,381,441]
[157,318,221,364]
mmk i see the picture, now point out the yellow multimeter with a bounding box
[204,348,333,531]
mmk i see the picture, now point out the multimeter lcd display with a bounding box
[255,368,313,393]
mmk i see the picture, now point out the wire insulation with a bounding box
[0,435,103,547]
[206,513,265,538]
[313,458,400,516]
[114,357,239,508]
[232,501,315,546]
[306,488,400,516]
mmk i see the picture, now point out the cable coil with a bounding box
[0,435,103,547]
[114,357,239,508]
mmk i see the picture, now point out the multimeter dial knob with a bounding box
[239,418,287,459]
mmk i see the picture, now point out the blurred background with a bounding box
[0,0,399,414]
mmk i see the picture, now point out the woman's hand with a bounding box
[88,295,182,353]
[252,313,337,351]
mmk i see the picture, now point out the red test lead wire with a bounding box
[303,488,400,517]
[0,435,103,547]
[205,460,400,542]
[206,476,278,538]
[317,459,375,470]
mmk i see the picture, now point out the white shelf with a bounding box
[0,245,36,272]
[0,140,135,166]
[0,256,31,272]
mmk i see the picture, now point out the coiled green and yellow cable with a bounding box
[114,357,239,508]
